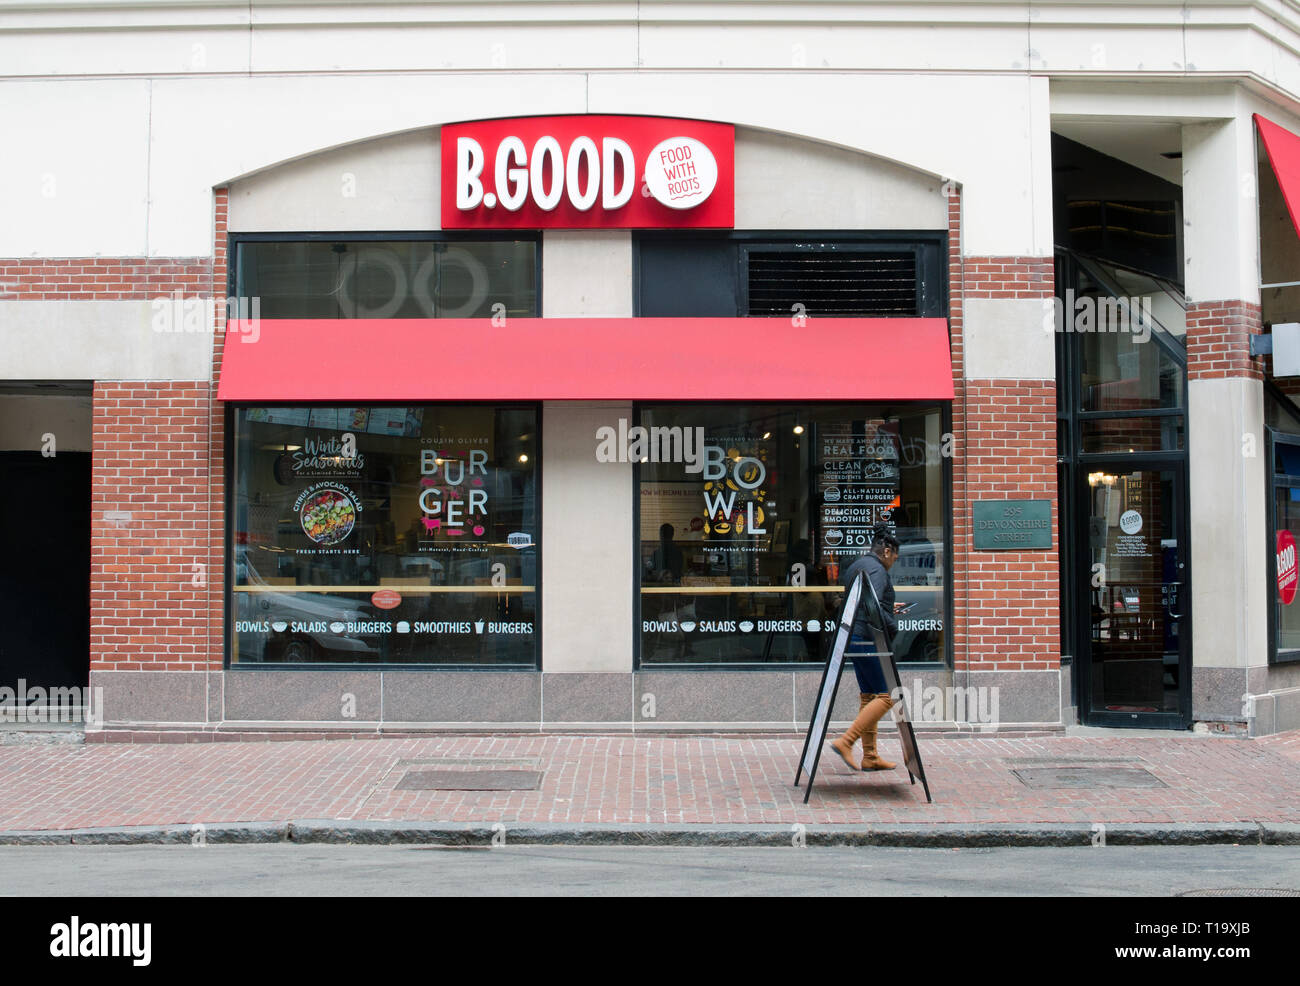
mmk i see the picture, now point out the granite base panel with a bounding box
[1190,664,1300,735]
[1258,686,1300,735]
[87,668,1067,731]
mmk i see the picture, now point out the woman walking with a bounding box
[827,524,907,771]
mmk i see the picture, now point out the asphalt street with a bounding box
[1,845,1297,896]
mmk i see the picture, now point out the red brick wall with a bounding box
[84,190,229,673]
[91,382,216,671]
[960,257,1054,301]
[0,259,210,300]
[948,194,1061,673]
[1187,300,1263,380]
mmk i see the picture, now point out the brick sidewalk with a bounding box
[0,730,1297,833]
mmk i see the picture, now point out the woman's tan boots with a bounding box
[828,693,873,770]
[859,693,897,771]
[829,692,899,772]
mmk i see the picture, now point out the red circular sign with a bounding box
[1278,531,1298,605]
[371,589,403,610]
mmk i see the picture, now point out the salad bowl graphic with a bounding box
[300,487,357,545]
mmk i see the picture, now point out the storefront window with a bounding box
[1269,426,1300,664]
[236,238,538,318]
[636,403,948,665]
[231,405,538,666]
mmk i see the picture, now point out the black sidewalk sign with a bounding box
[793,571,933,803]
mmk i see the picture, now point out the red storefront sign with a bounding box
[1279,530,1298,605]
[441,115,734,229]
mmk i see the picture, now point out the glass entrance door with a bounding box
[1078,464,1189,725]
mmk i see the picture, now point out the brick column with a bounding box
[77,191,231,727]
[91,381,213,674]
[947,187,1062,725]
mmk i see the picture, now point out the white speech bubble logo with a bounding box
[644,137,718,210]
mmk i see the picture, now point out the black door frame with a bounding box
[1054,250,1191,729]
[1073,455,1192,728]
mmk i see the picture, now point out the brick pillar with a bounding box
[948,186,1062,725]
[91,382,213,674]
[81,191,229,726]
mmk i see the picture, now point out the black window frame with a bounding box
[223,399,544,672]
[1055,249,1190,688]
[630,399,954,672]
[1266,423,1300,665]
[230,230,543,320]
[632,230,948,318]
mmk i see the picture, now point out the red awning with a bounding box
[1256,113,1300,238]
[216,317,953,402]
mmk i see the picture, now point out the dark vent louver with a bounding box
[747,251,918,316]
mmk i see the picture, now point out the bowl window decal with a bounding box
[300,487,357,545]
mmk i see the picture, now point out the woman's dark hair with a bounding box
[871,523,900,556]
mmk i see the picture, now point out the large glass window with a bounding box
[231,404,538,667]
[1269,424,1300,664]
[236,238,538,318]
[636,403,948,666]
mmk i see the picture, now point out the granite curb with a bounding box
[0,820,1294,847]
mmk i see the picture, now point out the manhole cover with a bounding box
[1178,888,1300,897]
[395,769,542,791]
[1012,766,1166,789]
[396,757,541,769]
[1002,757,1140,766]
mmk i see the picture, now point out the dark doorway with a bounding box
[1076,462,1190,725]
[0,385,91,714]
[0,451,90,695]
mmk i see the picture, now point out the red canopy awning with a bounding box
[217,317,954,402]
[1256,113,1300,238]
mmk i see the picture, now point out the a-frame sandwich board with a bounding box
[794,571,933,803]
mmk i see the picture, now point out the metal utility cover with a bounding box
[395,769,542,791]
[1011,766,1166,789]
